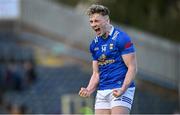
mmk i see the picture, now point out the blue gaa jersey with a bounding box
[90,26,135,90]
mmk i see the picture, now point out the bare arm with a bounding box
[86,61,99,94]
[79,61,99,97]
[113,53,137,97]
[121,53,137,91]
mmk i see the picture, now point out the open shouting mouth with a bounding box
[94,27,101,36]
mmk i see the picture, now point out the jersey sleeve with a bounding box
[89,41,98,60]
[116,32,135,55]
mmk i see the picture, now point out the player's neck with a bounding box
[101,24,112,39]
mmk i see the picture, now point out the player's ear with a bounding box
[107,19,110,24]
[105,15,110,23]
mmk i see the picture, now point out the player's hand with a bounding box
[79,87,90,98]
[113,88,125,97]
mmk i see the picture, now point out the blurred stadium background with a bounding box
[0,0,179,114]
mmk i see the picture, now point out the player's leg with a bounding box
[111,106,130,114]
[95,109,111,114]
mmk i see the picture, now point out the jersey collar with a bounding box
[109,25,114,37]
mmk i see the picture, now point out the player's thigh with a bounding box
[95,109,111,115]
[111,106,130,114]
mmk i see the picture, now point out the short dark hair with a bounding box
[87,4,110,16]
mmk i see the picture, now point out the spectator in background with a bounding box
[23,61,37,85]
[79,4,137,114]
[6,103,27,114]
[5,63,23,91]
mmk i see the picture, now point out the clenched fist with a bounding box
[113,88,125,97]
[79,87,90,98]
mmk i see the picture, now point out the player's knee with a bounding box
[111,106,130,114]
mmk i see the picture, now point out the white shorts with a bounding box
[95,87,135,110]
